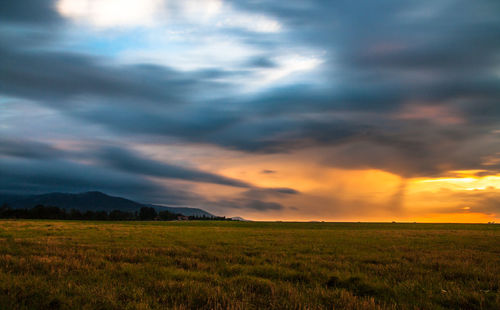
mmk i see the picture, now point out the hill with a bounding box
[0,191,215,217]
[147,205,214,217]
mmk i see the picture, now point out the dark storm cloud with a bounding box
[0,147,293,212]
[0,139,252,188]
[203,187,296,212]
[0,46,226,107]
[212,199,284,211]
[2,0,500,190]
[319,127,500,178]
[0,137,304,212]
[226,0,500,176]
[243,200,283,211]
[0,0,61,25]
[0,138,64,159]
[242,188,299,199]
[246,56,277,68]
[0,159,203,206]
[0,157,163,198]
[77,104,240,139]
[95,146,251,188]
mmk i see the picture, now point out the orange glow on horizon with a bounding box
[412,212,497,223]
[128,143,500,223]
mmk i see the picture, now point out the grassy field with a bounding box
[0,220,498,309]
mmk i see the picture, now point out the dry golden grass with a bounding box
[0,220,498,309]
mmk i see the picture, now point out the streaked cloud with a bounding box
[57,0,165,28]
[57,0,281,33]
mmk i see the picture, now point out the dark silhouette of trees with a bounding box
[109,210,134,220]
[69,209,83,220]
[31,204,66,219]
[0,205,174,221]
[0,204,230,221]
[188,215,227,221]
[139,207,157,220]
[158,210,177,220]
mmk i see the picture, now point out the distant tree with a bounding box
[0,203,10,218]
[84,210,96,220]
[0,204,223,222]
[109,210,134,220]
[139,207,157,220]
[158,210,177,221]
[94,211,108,220]
[69,209,83,220]
[30,205,66,219]
[0,203,8,216]
[189,215,226,221]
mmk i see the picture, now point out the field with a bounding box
[0,220,498,309]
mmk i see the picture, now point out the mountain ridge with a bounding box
[0,191,215,217]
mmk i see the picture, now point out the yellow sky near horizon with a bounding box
[133,143,499,223]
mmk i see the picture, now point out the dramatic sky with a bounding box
[1,0,500,222]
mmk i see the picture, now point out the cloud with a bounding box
[95,146,251,188]
[56,0,282,33]
[246,57,277,69]
[0,148,294,212]
[2,0,500,218]
[200,187,297,212]
[0,46,223,106]
[0,139,251,188]
[243,200,283,211]
[0,138,64,159]
[212,199,284,211]
[242,188,299,199]
[0,157,163,198]
[411,187,500,216]
[0,0,62,25]
[57,0,165,28]
[2,36,499,178]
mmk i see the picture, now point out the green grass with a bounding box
[0,220,498,309]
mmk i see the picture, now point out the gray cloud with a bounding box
[0,138,64,159]
[212,199,284,211]
[415,188,500,216]
[202,187,298,212]
[242,188,299,199]
[0,0,61,25]
[246,56,277,68]
[0,157,164,199]
[0,156,289,212]
[0,47,226,107]
[95,146,251,188]
[0,139,251,188]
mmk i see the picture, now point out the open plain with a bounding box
[0,220,498,309]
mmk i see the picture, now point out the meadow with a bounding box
[0,220,498,309]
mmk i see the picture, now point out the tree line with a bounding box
[0,204,228,221]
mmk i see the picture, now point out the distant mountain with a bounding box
[230,216,251,221]
[148,205,214,217]
[0,191,144,212]
[0,191,214,217]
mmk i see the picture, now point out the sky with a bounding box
[1,0,500,222]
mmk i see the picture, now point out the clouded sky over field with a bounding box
[1,0,500,221]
